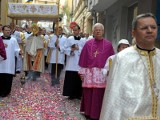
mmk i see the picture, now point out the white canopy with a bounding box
[8,3,59,21]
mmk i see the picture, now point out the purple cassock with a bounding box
[79,38,114,88]
[0,37,6,60]
[79,38,114,68]
[78,38,114,120]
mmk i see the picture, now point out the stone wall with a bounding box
[103,0,157,50]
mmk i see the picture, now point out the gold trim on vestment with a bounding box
[41,35,48,48]
[134,45,156,56]
[128,116,160,120]
[20,32,26,44]
[32,49,43,71]
[109,58,112,71]
[45,36,52,63]
[19,32,26,57]
[130,46,158,119]
[46,49,51,63]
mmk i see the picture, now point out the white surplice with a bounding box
[12,31,25,72]
[0,37,20,74]
[64,36,86,71]
[0,56,4,61]
[24,32,33,40]
[48,35,67,64]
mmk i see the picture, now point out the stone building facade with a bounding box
[72,0,93,35]
[87,0,160,49]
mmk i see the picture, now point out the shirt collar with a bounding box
[1,36,11,40]
[134,45,156,56]
[74,36,81,40]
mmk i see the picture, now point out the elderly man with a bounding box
[78,23,114,120]
[100,13,160,120]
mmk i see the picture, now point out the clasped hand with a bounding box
[71,44,79,51]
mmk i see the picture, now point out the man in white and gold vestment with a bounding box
[100,13,160,120]
[23,25,46,81]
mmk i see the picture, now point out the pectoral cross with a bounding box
[94,50,99,57]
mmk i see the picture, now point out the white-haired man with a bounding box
[78,23,114,120]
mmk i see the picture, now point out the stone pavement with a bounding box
[0,72,85,120]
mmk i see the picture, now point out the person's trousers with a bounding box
[0,73,13,97]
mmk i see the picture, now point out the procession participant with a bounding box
[14,27,26,73]
[78,23,114,120]
[23,24,46,81]
[19,26,32,78]
[84,33,93,41]
[0,25,21,97]
[11,25,20,39]
[9,22,15,35]
[80,32,85,38]
[62,24,86,99]
[46,30,55,73]
[102,39,130,76]
[0,36,6,61]
[10,25,21,74]
[100,13,160,120]
[41,28,49,70]
[24,26,32,39]
[47,26,66,86]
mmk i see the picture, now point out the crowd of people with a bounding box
[0,12,160,120]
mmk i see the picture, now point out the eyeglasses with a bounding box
[137,25,157,31]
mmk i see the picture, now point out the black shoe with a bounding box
[51,78,60,86]
[85,115,90,120]
[68,96,75,100]
[51,79,56,86]
[16,71,21,74]
[0,94,9,97]
[76,97,81,100]
[55,80,60,84]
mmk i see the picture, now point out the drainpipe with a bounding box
[70,0,74,22]
[83,16,85,32]
[92,10,97,25]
